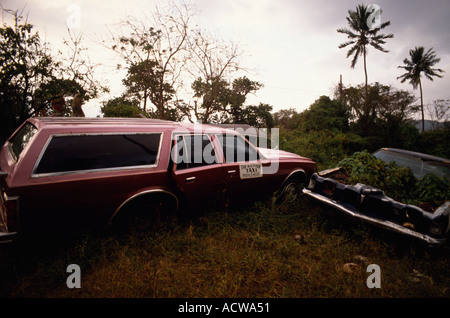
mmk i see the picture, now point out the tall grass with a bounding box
[1,197,448,298]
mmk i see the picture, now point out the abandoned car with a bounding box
[303,148,450,246]
[0,117,316,243]
[372,148,450,179]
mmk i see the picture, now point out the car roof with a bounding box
[375,147,450,164]
[26,117,238,135]
[30,116,175,126]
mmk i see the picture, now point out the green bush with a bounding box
[416,128,450,159]
[338,150,416,202]
[337,151,450,207]
[279,129,366,170]
[412,173,450,207]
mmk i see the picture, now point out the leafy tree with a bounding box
[398,46,444,132]
[426,99,450,131]
[299,96,349,132]
[108,2,256,124]
[53,29,108,108]
[223,76,262,124]
[337,4,393,87]
[240,103,274,128]
[0,8,55,140]
[101,96,147,118]
[191,76,230,123]
[187,28,244,123]
[340,83,416,138]
[108,2,192,120]
[416,127,450,159]
[273,108,302,129]
[0,8,105,141]
[122,59,174,115]
[32,78,85,116]
[28,28,106,118]
[193,76,262,124]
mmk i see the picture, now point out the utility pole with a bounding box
[338,74,343,99]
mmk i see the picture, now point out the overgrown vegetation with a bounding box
[1,198,449,298]
[337,151,449,207]
[338,151,416,202]
[274,91,449,172]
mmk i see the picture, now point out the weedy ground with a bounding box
[0,197,449,298]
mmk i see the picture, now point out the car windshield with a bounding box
[373,149,450,179]
[8,122,38,161]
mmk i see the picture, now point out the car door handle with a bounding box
[185,176,196,182]
[227,170,236,174]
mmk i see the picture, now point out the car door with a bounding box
[171,133,226,212]
[216,134,276,206]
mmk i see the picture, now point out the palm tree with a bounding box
[337,4,393,88]
[398,46,444,132]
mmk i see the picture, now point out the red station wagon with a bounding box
[0,117,316,243]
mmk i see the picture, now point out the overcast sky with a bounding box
[3,0,450,118]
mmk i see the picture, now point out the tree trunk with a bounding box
[143,89,148,112]
[363,44,369,131]
[419,78,424,132]
[363,45,368,88]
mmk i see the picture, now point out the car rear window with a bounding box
[9,122,38,161]
[374,150,450,179]
[34,133,162,175]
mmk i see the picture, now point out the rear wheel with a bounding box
[113,200,162,234]
[127,202,161,233]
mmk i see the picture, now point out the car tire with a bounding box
[126,202,161,233]
[276,177,303,205]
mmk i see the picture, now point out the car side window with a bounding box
[34,133,161,175]
[175,134,217,170]
[216,134,260,163]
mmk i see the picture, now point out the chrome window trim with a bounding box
[31,132,164,178]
